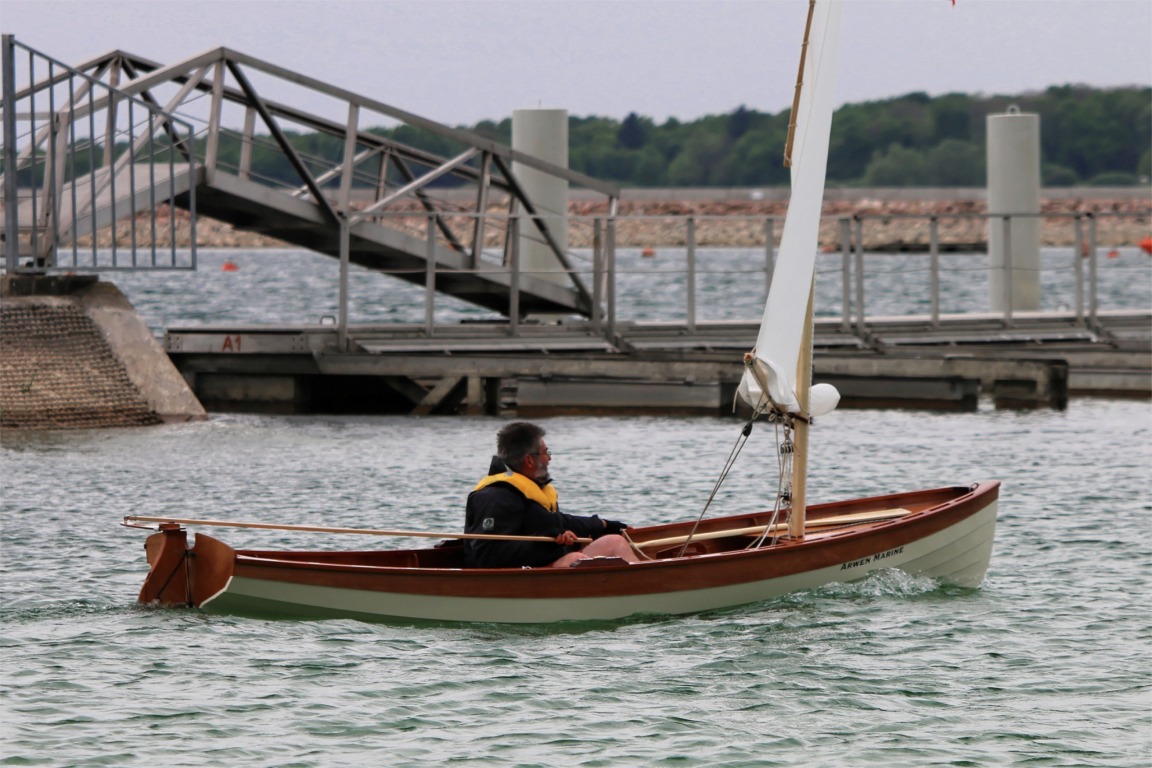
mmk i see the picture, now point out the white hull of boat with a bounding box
[187,495,997,624]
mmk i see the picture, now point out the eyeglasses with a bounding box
[535,448,551,458]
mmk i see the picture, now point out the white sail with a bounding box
[739,0,844,416]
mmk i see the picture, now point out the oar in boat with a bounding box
[632,508,912,550]
[123,506,911,553]
[121,515,595,544]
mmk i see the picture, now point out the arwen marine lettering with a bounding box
[840,546,905,571]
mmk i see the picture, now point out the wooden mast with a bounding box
[785,0,818,538]
[783,0,817,168]
[789,283,815,539]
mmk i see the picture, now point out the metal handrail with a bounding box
[1,36,199,273]
[338,209,1147,346]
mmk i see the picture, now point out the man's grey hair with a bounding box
[496,421,545,470]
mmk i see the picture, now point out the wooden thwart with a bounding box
[633,508,912,550]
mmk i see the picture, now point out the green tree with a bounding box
[718,126,790,186]
[923,139,983,186]
[727,105,753,141]
[617,112,650,150]
[863,144,929,186]
[929,93,973,142]
[632,146,668,186]
[1042,164,1080,187]
[1088,171,1138,186]
[183,85,1150,189]
[667,132,726,186]
[472,118,511,144]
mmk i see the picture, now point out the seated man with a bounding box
[464,421,640,568]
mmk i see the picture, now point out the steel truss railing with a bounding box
[355,209,1148,344]
[3,39,621,343]
[1,35,199,272]
[33,46,616,301]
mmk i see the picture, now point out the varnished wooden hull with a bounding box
[137,482,999,624]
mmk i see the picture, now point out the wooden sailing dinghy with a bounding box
[129,484,998,623]
[126,0,999,625]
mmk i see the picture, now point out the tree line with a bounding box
[6,85,1147,190]
[424,85,1151,188]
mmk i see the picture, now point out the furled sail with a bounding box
[739,0,844,417]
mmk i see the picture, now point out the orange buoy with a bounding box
[641,247,656,258]
[1107,249,1120,259]
[1140,236,1152,255]
[222,260,239,272]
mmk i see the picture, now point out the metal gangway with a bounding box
[0,36,618,327]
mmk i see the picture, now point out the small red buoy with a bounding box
[1107,249,1120,259]
[222,260,239,272]
[1140,236,1152,255]
[641,247,656,258]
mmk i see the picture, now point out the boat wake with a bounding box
[814,568,947,599]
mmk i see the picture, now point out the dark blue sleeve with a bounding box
[558,511,607,539]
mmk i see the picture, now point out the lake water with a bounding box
[2,248,1150,766]
[100,244,1151,329]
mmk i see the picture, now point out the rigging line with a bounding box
[620,529,654,561]
[748,420,784,549]
[676,411,761,558]
[748,417,793,549]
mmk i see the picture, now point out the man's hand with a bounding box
[602,519,628,535]
[555,530,579,546]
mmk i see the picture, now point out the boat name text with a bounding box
[840,546,905,571]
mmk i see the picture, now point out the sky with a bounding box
[3,0,1150,128]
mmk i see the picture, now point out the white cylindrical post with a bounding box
[987,106,1041,312]
[512,108,568,288]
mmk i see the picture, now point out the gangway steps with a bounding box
[178,172,588,316]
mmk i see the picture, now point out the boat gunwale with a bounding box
[220,482,999,599]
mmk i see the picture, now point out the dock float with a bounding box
[163,310,1149,415]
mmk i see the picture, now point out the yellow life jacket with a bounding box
[472,470,558,513]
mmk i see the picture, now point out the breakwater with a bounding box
[0,277,207,429]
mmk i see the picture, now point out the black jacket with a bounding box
[463,456,607,568]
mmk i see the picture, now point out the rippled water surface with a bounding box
[105,245,1152,329]
[3,247,1150,765]
[3,402,1150,766]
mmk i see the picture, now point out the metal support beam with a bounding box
[3,35,21,272]
[224,59,339,224]
[337,103,359,215]
[686,217,697,333]
[470,152,492,269]
[362,148,479,217]
[592,219,603,334]
[338,219,350,351]
[839,217,851,332]
[425,214,436,336]
[411,376,465,416]
[929,216,940,329]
